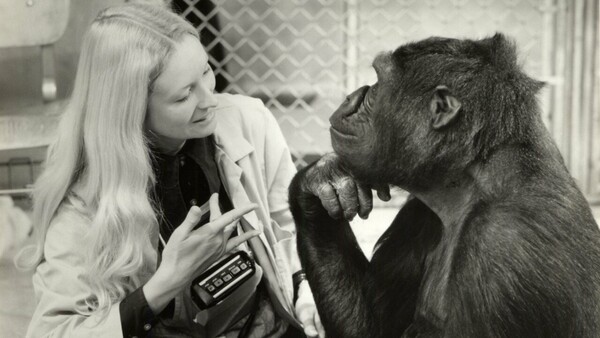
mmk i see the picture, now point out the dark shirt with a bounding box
[120,137,232,337]
[153,136,227,241]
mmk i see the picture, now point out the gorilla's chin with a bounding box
[332,139,382,186]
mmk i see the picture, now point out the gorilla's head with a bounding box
[329,33,544,191]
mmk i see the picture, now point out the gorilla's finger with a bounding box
[334,177,359,221]
[376,185,391,201]
[356,184,373,219]
[317,183,342,219]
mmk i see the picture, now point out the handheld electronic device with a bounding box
[190,251,256,310]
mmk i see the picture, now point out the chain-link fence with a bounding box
[172,0,599,200]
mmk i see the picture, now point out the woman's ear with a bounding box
[429,85,462,130]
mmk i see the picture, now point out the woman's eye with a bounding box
[176,92,190,102]
[203,67,211,75]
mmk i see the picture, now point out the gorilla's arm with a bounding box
[289,163,375,338]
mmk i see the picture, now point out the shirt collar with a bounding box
[151,137,214,178]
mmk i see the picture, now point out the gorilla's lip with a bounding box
[330,126,357,139]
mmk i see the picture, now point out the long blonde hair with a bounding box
[17,4,198,316]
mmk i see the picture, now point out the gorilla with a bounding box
[289,34,600,338]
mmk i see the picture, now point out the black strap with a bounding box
[292,270,307,304]
[238,282,263,338]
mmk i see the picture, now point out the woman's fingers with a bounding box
[177,205,204,235]
[205,203,258,234]
[224,219,238,236]
[315,312,326,338]
[208,193,221,221]
[225,230,261,252]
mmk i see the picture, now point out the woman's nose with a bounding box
[197,84,218,109]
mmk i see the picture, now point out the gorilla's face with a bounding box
[328,51,440,189]
[329,84,378,181]
[329,85,376,161]
[329,52,410,185]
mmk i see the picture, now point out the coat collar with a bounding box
[211,104,260,231]
[211,103,254,163]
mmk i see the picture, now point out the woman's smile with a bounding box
[192,110,215,124]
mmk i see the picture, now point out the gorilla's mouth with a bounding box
[329,85,370,138]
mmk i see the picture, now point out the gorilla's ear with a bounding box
[429,85,462,130]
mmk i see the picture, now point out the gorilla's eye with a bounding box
[370,83,379,97]
[364,83,379,111]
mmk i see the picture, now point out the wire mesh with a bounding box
[172,0,549,169]
[3,0,597,201]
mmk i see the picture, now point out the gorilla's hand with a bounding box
[300,153,390,220]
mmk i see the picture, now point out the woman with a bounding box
[20,3,324,337]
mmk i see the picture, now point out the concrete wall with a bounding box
[0,0,123,114]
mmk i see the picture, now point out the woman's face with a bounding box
[147,35,218,153]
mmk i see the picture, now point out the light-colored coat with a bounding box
[27,94,301,337]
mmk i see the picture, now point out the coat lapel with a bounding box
[212,134,278,269]
[211,104,297,321]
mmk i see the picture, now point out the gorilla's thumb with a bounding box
[376,185,391,201]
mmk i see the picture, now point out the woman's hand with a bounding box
[144,193,260,314]
[295,280,325,337]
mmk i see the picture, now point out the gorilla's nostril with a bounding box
[330,85,371,133]
[340,86,370,118]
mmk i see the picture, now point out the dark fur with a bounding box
[289,34,600,337]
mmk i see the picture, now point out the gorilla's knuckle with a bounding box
[317,183,334,195]
[335,177,354,190]
[327,209,339,219]
[361,199,373,208]
[324,201,341,212]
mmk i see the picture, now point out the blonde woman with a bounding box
[17,3,350,337]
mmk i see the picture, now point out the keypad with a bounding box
[202,255,253,295]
